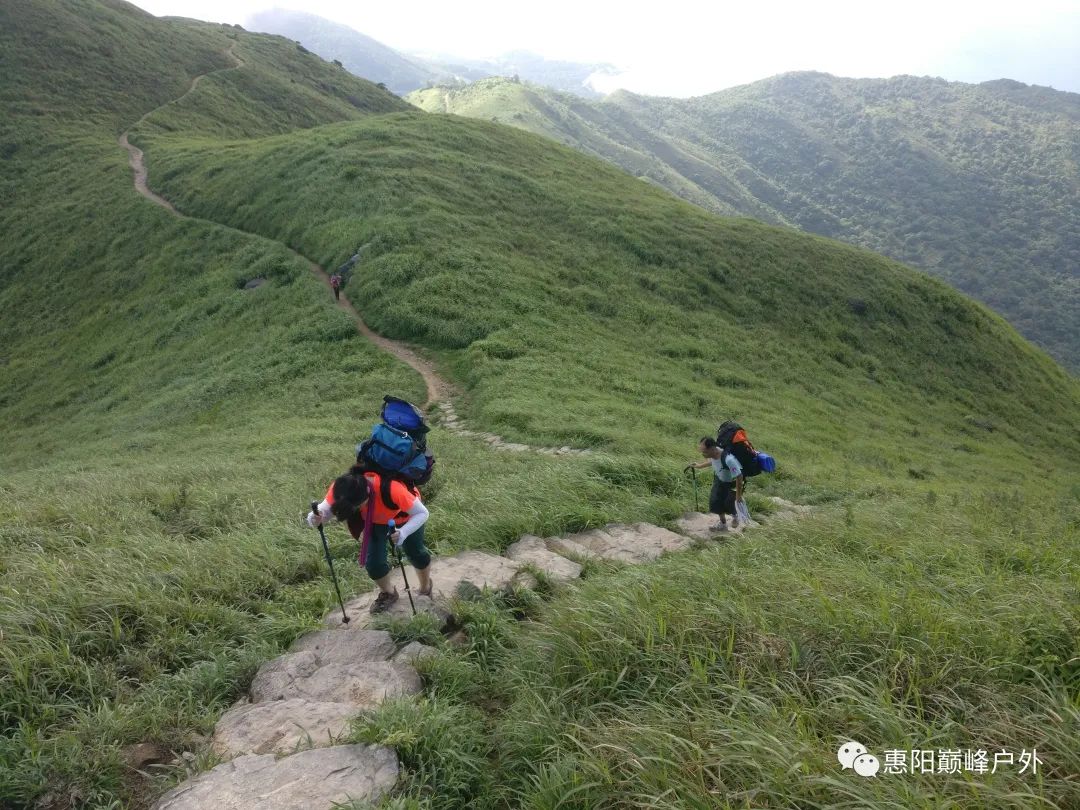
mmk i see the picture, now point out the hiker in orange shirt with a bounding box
[307,467,433,613]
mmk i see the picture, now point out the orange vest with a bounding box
[362,472,419,525]
[326,472,420,528]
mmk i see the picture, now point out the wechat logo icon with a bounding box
[838,741,880,777]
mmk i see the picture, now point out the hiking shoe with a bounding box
[417,579,433,598]
[370,589,399,614]
[710,522,729,533]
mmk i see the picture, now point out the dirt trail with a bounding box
[118,42,242,214]
[118,41,586,455]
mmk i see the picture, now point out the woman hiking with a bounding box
[307,467,433,613]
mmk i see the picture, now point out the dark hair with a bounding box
[699,437,717,448]
[330,473,369,520]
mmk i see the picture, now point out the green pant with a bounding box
[364,523,431,581]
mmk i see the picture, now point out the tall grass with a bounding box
[355,491,1079,808]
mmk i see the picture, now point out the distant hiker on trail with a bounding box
[686,437,744,532]
[329,273,341,301]
[307,467,433,614]
[334,247,364,285]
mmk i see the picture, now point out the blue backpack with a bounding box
[356,397,435,511]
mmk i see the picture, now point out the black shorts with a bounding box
[709,477,736,516]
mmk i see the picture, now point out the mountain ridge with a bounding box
[410,71,1080,370]
[244,9,612,97]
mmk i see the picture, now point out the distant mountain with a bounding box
[246,8,438,94]
[245,10,611,98]
[414,50,616,98]
[409,73,1080,371]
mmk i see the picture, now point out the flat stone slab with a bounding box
[152,744,398,810]
[250,652,421,707]
[552,523,692,565]
[326,583,451,630]
[505,535,583,581]
[212,698,357,758]
[545,535,599,561]
[288,629,396,664]
[329,551,521,625]
[432,549,522,597]
[675,512,751,540]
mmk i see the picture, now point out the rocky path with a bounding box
[152,498,811,809]
[118,40,587,456]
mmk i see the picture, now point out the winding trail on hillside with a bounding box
[118,40,586,457]
[115,42,818,810]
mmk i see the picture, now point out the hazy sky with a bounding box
[129,0,1080,96]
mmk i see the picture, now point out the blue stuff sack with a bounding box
[381,396,428,436]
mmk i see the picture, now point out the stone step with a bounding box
[288,628,396,664]
[326,588,451,630]
[325,549,522,628]
[432,549,522,596]
[212,698,357,758]
[505,535,583,581]
[545,535,599,561]
[547,522,692,565]
[675,511,755,540]
[152,745,397,810]
[250,653,421,707]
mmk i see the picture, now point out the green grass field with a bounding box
[2,2,1078,808]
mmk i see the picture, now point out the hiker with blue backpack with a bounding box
[684,422,776,532]
[307,397,436,614]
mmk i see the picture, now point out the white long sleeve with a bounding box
[306,498,333,528]
[394,499,429,542]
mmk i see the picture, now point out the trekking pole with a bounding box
[388,519,416,616]
[312,501,349,624]
[688,466,700,512]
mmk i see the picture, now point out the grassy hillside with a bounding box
[143,113,1080,484]
[2,1,1079,808]
[409,73,1080,372]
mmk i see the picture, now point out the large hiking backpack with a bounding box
[356,396,435,511]
[716,421,775,477]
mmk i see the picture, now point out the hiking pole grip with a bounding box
[313,500,349,624]
[388,520,417,616]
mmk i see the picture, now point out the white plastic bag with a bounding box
[735,499,752,526]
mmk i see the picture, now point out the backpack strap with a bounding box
[379,473,397,512]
